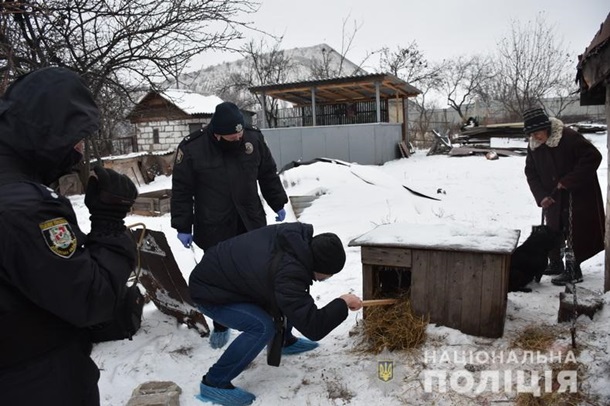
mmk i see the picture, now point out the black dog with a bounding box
[508,225,559,292]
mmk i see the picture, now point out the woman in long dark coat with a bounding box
[523,107,605,286]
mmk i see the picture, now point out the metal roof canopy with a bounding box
[248,73,421,106]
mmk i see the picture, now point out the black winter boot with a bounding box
[543,260,564,276]
[551,263,583,286]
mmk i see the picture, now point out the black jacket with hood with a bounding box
[0,67,137,369]
[170,125,288,250]
[189,222,348,341]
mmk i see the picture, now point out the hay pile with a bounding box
[511,325,590,405]
[511,324,558,352]
[355,295,428,354]
[515,361,586,406]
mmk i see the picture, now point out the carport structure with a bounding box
[249,72,420,142]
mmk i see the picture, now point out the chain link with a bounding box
[566,193,578,348]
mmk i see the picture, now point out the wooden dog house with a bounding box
[349,223,520,338]
[132,189,172,216]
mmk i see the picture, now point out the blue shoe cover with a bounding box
[210,329,230,349]
[282,337,319,355]
[196,382,255,405]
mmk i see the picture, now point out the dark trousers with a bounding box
[0,337,100,406]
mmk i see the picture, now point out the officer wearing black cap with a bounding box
[188,222,362,405]
[171,101,288,347]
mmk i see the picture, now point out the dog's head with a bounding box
[528,225,559,252]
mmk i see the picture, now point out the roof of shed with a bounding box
[576,12,610,105]
[156,89,224,115]
[248,73,421,106]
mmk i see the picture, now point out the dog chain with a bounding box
[566,193,578,348]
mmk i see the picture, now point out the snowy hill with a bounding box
[166,43,367,100]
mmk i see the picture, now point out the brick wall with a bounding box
[135,118,211,152]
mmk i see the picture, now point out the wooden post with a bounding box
[311,87,317,126]
[261,91,268,129]
[375,81,381,122]
[604,83,610,292]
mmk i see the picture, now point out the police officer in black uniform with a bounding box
[171,101,288,348]
[0,67,138,405]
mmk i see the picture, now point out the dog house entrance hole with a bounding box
[373,266,411,298]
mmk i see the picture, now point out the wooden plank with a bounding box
[499,255,511,332]
[362,299,398,307]
[361,246,412,267]
[409,250,428,317]
[362,264,374,300]
[445,252,464,330]
[459,253,484,336]
[362,264,374,319]
[427,250,448,324]
[479,254,505,338]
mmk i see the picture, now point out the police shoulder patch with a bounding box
[39,217,77,258]
[175,147,184,164]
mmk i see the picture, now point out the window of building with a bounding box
[189,123,204,133]
[152,128,159,144]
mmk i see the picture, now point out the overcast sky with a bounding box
[189,0,608,72]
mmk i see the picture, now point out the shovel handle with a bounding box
[361,299,398,307]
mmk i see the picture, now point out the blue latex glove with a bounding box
[275,208,286,222]
[210,329,230,349]
[177,232,193,248]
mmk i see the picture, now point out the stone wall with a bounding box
[135,118,210,152]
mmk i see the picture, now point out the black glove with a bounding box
[85,166,138,231]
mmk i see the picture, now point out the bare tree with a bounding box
[215,37,295,127]
[309,15,367,79]
[377,42,443,85]
[376,42,446,139]
[489,12,576,120]
[440,54,494,122]
[0,0,259,158]
[545,70,579,117]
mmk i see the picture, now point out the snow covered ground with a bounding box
[76,130,610,405]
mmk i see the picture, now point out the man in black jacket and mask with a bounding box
[172,101,288,348]
[189,222,363,406]
[0,67,138,406]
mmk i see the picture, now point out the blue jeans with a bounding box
[197,303,275,387]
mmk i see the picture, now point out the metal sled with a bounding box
[130,227,209,336]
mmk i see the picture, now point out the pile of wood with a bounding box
[428,123,528,157]
[454,122,525,147]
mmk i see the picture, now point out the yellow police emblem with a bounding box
[175,148,184,164]
[378,361,393,382]
[40,218,77,258]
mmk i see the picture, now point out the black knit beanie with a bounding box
[210,102,245,135]
[311,233,346,275]
[523,107,551,135]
